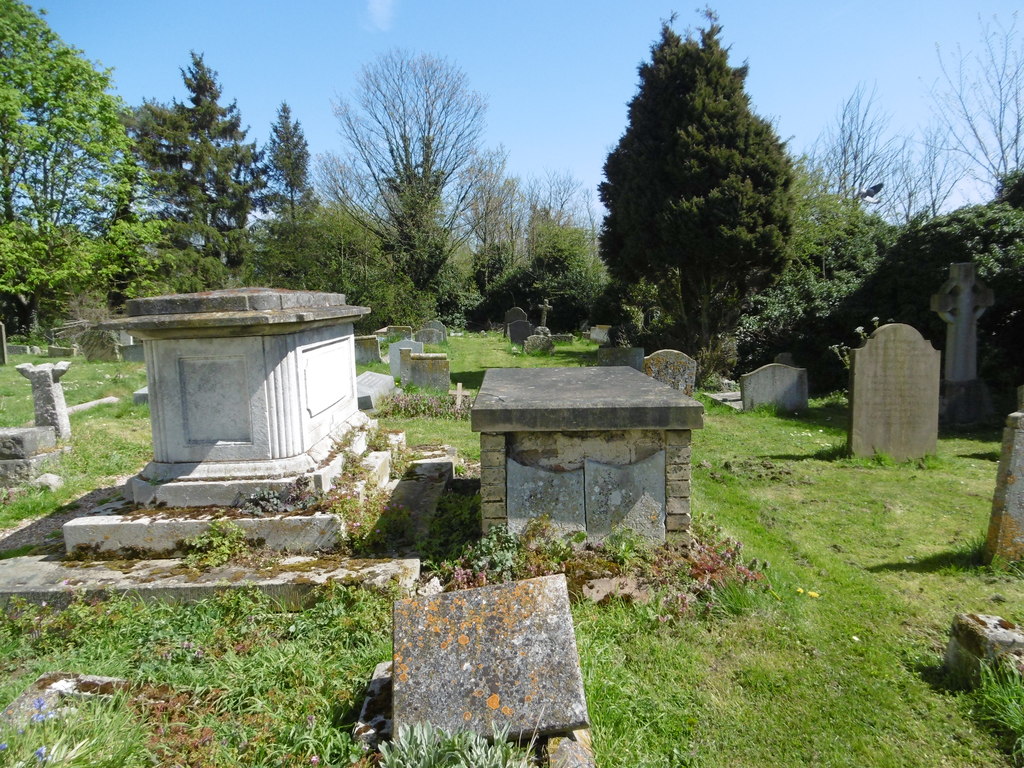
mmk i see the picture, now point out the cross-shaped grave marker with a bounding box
[449,381,464,409]
[930,262,993,382]
[536,298,553,328]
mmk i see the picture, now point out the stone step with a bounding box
[0,554,419,610]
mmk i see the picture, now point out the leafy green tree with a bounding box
[265,101,314,220]
[131,52,262,285]
[0,0,154,331]
[599,15,794,372]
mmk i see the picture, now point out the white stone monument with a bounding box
[100,288,371,506]
[930,262,994,424]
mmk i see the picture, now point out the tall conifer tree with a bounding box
[131,52,262,285]
[266,102,314,220]
[599,15,793,365]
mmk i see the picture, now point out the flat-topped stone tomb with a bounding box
[392,574,589,741]
[100,288,370,506]
[472,367,703,542]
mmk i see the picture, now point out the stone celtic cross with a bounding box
[930,262,993,382]
[536,298,553,328]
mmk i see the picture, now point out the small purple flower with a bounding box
[0,743,8,751]
[306,715,315,727]
[33,698,46,711]
[30,713,46,723]
[35,745,47,761]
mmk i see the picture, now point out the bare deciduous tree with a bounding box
[933,14,1024,192]
[884,126,964,223]
[325,49,486,289]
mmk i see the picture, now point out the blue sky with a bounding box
[38,0,1021,208]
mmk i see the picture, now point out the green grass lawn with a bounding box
[2,336,1022,767]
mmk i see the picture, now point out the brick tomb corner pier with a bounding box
[101,288,371,507]
[470,366,704,543]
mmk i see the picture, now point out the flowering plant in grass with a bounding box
[374,392,471,420]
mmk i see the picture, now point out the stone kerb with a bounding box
[354,335,382,364]
[389,339,423,379]
[596,347,644,370]
[740,363,808,412]
[391,574,589,740]
[643,350,697,396]
[408,353,450,392]
[507,320,534,346]
[985,410,1024,563]
[848,323,940,461]
[98,288,372,507]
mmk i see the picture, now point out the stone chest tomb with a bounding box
[101,288,370,506]
[471,367,703,542]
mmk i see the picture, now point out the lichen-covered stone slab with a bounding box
[584,451,666,541]
[391,574,589,740]
[643,349,697,395]
[506,457,585,534]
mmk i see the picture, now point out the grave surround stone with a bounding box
[985,409,1024,563]
[408,353,450,392]
[389,339,423,379]
[848,324,940,461]
[16,362,72,441]
[507,319,534,346]
[0,426,63,486]
[597,346,644,371]
[740,363,808,412]
[391,574,589,740]
[643,350,697,396]
[472,367,702,541]
[99,288,371,506]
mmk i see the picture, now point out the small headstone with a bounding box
[16,361,73,441]
[588,325,611,344]
[399,347,413,384]
[79,329,122,362]
[133,386,149,405]
[774,352,796,366]
[408,353,450,392]
[503,307,528,336]
[354,335,383,364]
[507,319,534,346]
[596,347,643,370]
[423,320,447,343]
[414,327,444,346]
[388,339,423,379]
[643,350,697,396]
[740,364,808,412]
[0,320,6,365]
[391,574,589,740]
[524,335,554,354]
[985,409,1024,563]
[848,324,939,461]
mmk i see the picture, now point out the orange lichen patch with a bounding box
[463,711,472,721]
[457,634,470,645]
[472,689,485,698]
[486,693,501,710]
[501,705,514,716]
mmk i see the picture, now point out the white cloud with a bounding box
[367,0,395,31]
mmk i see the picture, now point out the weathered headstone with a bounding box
[388,339,423,379]
[376,325,413,341]
[423,319,447,343]
[589,325,611,344]
[0,320,6,365]
[848,324,940,461]
[507,319,534,346]
[79,329,122,362]
[503,307,527,336]
[524,334,554,354]
[643,349,697,396]
[354,335,383,364]
[414,327,444,345]
[408,353,450,391]
[930,262,994,424]
[391,574,589,740]
[16,361,72,441]
[985,409,1024,563]
[740,364,808,412]
[596,346,644,370]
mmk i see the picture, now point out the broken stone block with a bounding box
[391,574,589,741]
[944,613,1024,686]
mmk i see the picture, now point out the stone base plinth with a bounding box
[940,378,993,425]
